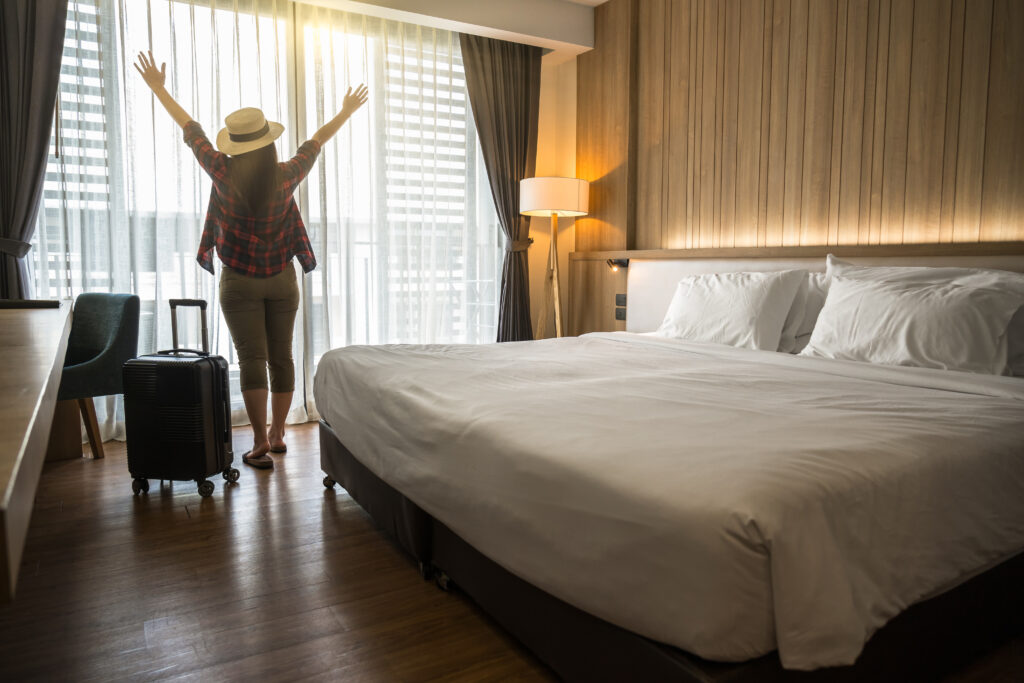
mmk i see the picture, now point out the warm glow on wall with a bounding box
[576,0,1024,252]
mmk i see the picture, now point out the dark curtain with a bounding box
[459,34,542,342]
[0,0,68,299]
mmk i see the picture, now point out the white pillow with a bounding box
[826,255,1024,375]
[800,275,1023,375]
[777,276,808,353]
[656,270,806,351]
[1007,314,1024,376]
[783,271,828,354]
[827,254,1024,292]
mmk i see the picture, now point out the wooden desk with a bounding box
[0,302,72,602]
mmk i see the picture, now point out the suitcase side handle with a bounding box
[169,299,209,353]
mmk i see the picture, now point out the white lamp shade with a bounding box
[519,177,589,217]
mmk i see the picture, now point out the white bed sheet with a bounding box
[312,333,1024,670]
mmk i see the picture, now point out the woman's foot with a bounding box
[242,450,274,469]
[268,428,287,453]
[243,441,273,468]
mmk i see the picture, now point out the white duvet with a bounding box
[312,333,1024,670]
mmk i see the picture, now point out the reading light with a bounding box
[606,259,629,272]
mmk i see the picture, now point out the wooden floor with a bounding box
[0,422,1020,682]
[0,423,551,682]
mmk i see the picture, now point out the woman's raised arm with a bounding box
[312,84,368,146]
[133,51,193,129]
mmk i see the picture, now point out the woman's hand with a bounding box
[133,50,166,91]
[132,50,192,128]
[313,84,368,146]
[341,84,369,117]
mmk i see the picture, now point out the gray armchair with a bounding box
[57,293,140,459]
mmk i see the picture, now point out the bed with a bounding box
[313,245,1024,681]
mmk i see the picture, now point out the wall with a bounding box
[529,55,578,339]
[575,0,1024,252]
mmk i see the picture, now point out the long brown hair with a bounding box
[228,143,279,215]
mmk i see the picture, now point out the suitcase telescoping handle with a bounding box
[169,299,209,354]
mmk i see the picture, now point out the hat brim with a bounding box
[216,121,285,155]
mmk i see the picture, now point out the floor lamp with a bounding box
[519,177,589,338]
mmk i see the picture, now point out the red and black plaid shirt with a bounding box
[184,121,320,277]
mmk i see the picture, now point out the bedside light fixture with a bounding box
[606,259,629,272]
[520,177,589,337]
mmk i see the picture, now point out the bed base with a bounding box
[319,420,1024,682]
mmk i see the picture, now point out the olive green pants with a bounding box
[219,264,300,392]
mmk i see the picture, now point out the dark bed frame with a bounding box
[319,420,1024,682]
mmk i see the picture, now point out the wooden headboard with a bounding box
[568,242,1024,336]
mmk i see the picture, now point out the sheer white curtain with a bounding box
[295,3,502,418]
[31,0,500,438]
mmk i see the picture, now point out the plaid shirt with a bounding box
[184,121,320,277]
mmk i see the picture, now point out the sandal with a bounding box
[242,450,274,469]
[269,444,287,454]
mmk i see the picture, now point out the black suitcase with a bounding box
[123,299,238,497]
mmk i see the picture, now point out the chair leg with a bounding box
[77,398,105,459]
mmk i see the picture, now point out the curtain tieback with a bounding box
[505,238,533,253]
[0,238,31,258]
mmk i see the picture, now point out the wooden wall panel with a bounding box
[764,0,790,247]
[801,0,838,245]
[635,0,667,250]
[903,0,952,243]
[734,0,763,248]
[575,0,637,252]
[938,0,966,243]
[575,0,1024,251]
[837,0,869,244]
[952,0,993,243]
[880,0,914,245]
[826,0,848,245]
[981,0,1024,242]
[665,0,692,248]
[755,0,774,248]
[719,0,739,248]
[867,0,891,244]
[857,0,881,244]
[698,0,720,249]
[681,0,699,248]
[782,0,808,247]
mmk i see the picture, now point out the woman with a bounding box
[134,51,368,469]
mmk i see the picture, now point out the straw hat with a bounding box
[216,107,284,155]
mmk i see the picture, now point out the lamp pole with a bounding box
[550,211,562,337]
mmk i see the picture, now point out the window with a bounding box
[299,6,500,350]
[32,0,501,434]
[35,0,114,297]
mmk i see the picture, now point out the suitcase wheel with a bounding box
[132,478,150,495]
[323,476,336,490]
[222,468,240,483]
[197,480,215,498]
